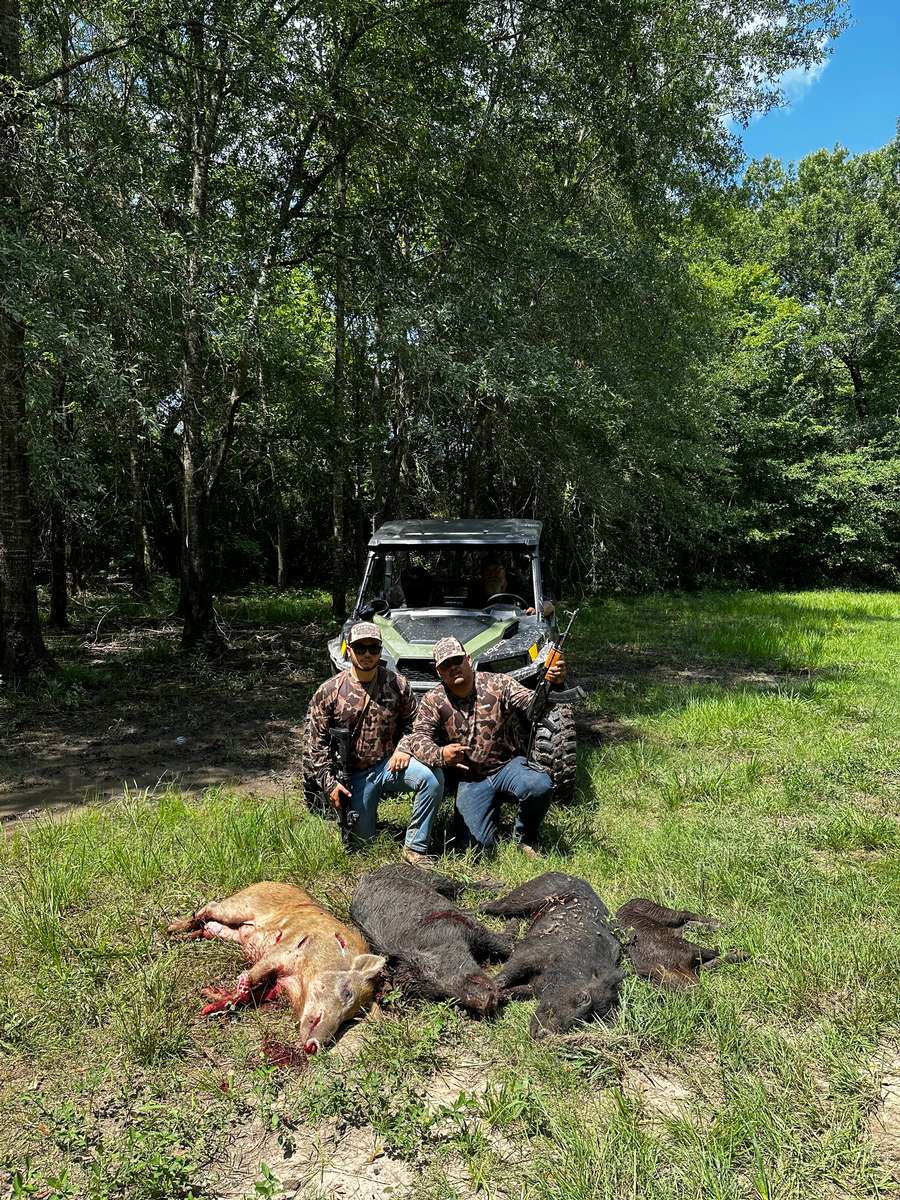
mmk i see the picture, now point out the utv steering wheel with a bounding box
[484,592,528,610]
[364,597,390,616]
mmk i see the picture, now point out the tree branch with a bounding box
[27,25,179,89]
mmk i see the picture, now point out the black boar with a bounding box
[480,872,624,1038]
[615,897,747,988]
[350,865,512,1015]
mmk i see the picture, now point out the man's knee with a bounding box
[408,759,444,799]
[520,766,553,801]
[417,762,445,794]
[535,769,554,797]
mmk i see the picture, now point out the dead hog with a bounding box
[615,898,747,988]
[350,865,512,1015]
[168,882,385,1054]
[480,872,623,1038]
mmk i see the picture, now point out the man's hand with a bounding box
[387,749,410,774]
[545,652,567,686]
[441,743,470,770]
[329,782,352,810]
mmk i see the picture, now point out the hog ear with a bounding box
[351,953,387,980]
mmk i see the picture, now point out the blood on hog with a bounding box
[168,881,385,1055]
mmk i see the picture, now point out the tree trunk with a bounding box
[275,501,288,589]
[380,350,409,523]
[177,9,222,649]
[331,155,348,621]
[48,375,69,628]
[0,0,50,681]
[843,355,868,419]
[129,437,150,598]
[462,399,494,517]
[331,473,346,619]
[180,433,217,647]
[47,14,73,630]
[48,497,68,628]
[68,527,83,594]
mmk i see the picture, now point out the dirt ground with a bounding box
[0,619,329,823]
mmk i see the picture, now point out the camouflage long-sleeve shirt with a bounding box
[306,667,417,795]
[401,672,535,777]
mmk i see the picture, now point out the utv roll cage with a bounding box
[353,519,547,619]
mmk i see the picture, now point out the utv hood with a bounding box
[375,609,518,661]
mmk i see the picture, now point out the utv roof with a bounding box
[369,519,542,548]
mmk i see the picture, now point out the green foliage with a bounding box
[688,140,900,588]
[9,0,880,613]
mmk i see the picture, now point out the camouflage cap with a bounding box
[433,636,467,666]
[348,621,382,645]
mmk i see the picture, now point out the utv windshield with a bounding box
[355,546,543,614]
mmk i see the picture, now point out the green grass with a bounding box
[2,590,899,1199]
[217,587,332,626]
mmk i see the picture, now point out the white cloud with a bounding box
[777,55,829,105]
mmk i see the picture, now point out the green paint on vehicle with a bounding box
[373,614,518,661]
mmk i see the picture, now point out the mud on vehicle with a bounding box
[306,519,579,804]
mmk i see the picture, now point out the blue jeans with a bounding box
[455,755,553,850]
[348,756,445,853]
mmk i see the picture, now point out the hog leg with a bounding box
[426,872,470,900]
[418,871,503,900]
[466,922,514,963]
[680,914,723,931]
[502,983,537,1000]
[480,873,573,917]
[167,909,211,938]
[494,947,542,992]
[618,898,722,931]
[168,897,257,940]
[698,949,749,972]
[201,958,279,1016]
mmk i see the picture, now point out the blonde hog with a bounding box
[168,882,385,1055]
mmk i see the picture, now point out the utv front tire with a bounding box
[530,705,578,804]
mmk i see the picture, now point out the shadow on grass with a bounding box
[1,590,337,821]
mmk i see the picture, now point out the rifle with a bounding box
[328,726,360,845]
[525,608,582,762]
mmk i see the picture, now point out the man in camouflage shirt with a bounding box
[403,636,568,856]
[306,622,444,865]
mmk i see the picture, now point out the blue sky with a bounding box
[736,0,899,167]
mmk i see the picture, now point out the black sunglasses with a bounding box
[351,642,382,655]
[438,654,466,669]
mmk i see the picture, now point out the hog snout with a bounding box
[299,1011,323,1049]
[530,1008,564,1039]
[460,973,500,1016]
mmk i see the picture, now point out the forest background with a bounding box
[1,0,898,683]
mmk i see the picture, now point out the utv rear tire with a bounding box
[530,705,578,804]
